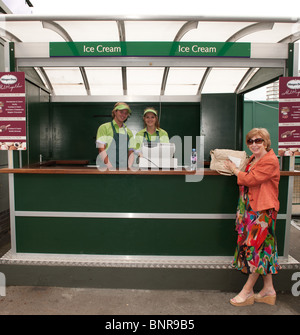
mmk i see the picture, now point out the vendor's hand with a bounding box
[106,162,114,170]
[128,150,135,168]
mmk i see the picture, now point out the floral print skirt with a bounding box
[232,187,281,275]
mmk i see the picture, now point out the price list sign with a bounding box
[0,72,26,150]
[278,77,300,156]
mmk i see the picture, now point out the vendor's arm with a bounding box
[134,131,145,155]
[127,129,135,168]
[159,129,169,143]
[128,149,135,168]
[96,124,113,169]
[98,145,113,169]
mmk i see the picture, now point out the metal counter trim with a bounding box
[0,250,298,269]
[15,210,286,220]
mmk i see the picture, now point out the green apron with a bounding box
[143,130,160,146]
[99,121,129,169]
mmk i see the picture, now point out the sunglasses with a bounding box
[247,138,264,145]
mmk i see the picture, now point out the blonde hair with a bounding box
[246,128,271,151]
[143,107,160,129]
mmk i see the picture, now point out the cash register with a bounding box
[139,142,178,169]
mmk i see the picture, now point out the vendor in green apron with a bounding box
[135,107,169,154]
[96,102,134,170]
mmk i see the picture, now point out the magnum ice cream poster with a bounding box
[278,77,300,156]
[0,72,26,150]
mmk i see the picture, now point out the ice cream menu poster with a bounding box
[0,72,26,150]
[278,77,300,156]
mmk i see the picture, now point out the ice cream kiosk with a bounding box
[0,14,299,289]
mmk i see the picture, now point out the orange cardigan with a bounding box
[237,149,280,212]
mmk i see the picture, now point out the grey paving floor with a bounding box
[0,285,300,315]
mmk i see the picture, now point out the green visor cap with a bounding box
[144,108,157,116]
[114,104,131,114]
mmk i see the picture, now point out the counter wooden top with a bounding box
[0,160,213,175]
[0,160,298,176]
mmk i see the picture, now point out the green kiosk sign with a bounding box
[50,41,250,57]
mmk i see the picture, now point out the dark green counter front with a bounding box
[7,168,288,257]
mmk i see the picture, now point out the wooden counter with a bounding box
[0,160,299,176]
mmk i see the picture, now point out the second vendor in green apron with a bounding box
[135,107,169,154]
[96,102,135,170]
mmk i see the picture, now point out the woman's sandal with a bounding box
[254,293,276,305]
[230,294,255,307]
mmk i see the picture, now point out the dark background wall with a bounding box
[50,102,202,165]
[201,93,243,159]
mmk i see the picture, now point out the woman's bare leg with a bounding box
[231,273,259,302]
[258,274,276,296]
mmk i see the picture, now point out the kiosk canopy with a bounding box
[1,15,299,100]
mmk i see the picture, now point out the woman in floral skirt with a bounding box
[224,128,280,307]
